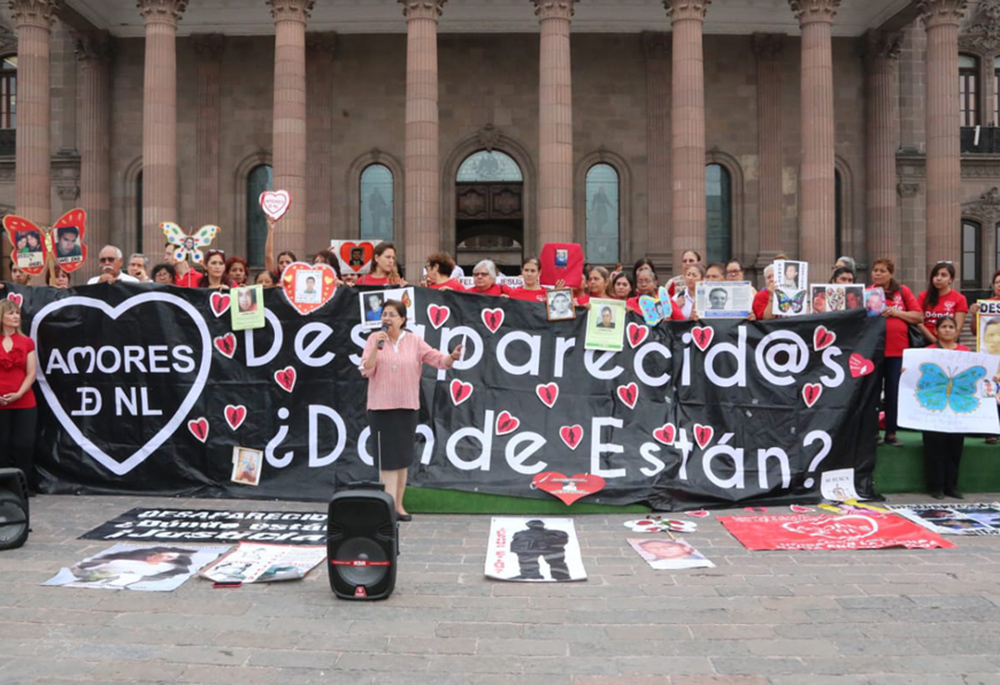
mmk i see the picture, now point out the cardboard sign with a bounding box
[531,471,605,505]
[259,190,291,221]
[231,285,265,331]
[898,348,1000,434]
[330,240,376,275]
[281,262,338,315]
[162,222,221,265]
[585,297,626,351]
[4,214,49,274]
[485,517,586,582]
[52,209,88,272]
[539,243,584,288]
[718,513,955,551]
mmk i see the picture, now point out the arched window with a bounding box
[0,56,15,130]
[246,164,272,267]
[960,54,979,127]
[456,150,523,182]
[705,163,731,264]
[585,163,619,264]
[963,219,981,288]
[360,164,394,242]
[135,170,143,254]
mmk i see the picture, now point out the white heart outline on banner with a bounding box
[30,293,213,477]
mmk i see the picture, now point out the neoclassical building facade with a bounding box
[0,0,996,289]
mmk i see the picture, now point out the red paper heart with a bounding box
[259,189,291,221]
[652,423,676,445]
[427,304,451,330]
[281,262,338,315]
[536,382,559,408]
[616,382,639,409]
[813,325,836,351]
[626,322,649,349]
[6,292,23,307]
[559,424,583,450]
[210,292,230,317]
[692,326,714,352]
[482,307,504,333]
[802,382,823,408]
[188,417,209,443]
[495,410,520,435]
[694,423,714,449]
[688,510,711,518]
[224,404,247,431]
[849,353,874,378]
[790,504,814,513]
[338,241,374,273]
[532,471,606,506]
[214,333,237,359]
[450,379,473,406]
[274,366,296,392]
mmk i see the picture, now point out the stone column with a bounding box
[9,0,60,228]
[75,30,113,275]
[306,32,336,242]
[642,31,671,271]
[864,30,901,265]
[193,34,223,229]
[534,0,575,247]
[269,0,313,260]
[138,0,186,255]
[921,0,967,276]
[665,0,709,274]
[790,0,838,269]
[753,34,784,269]
[400,0,446,280]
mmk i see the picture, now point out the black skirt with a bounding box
[368,409,419,471]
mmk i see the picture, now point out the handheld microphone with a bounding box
[377,322,389,350]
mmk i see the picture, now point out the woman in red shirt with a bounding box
[923,315,969,498]
[224,256,250,287]
[198,250,232,289]
[917,261,968,344]
[359,300,462,520]
[508,258,546,302]
[609,271,635,301]
[467,260,511,296]
[357,242,405,287]
[868,258,923,447]
[0,300,37,489]
[424,252,465,291]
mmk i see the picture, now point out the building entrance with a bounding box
[455,150,524,275]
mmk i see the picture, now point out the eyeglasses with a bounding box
[725,269,742,276]
[99,257,117,263]
[473,272,489,277]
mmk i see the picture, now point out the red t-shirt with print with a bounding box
[916,289,968,337]
[507,287,546,303]
[869,284,919,358]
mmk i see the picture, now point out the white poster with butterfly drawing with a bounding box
[898,348,1000,434]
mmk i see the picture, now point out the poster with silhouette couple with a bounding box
[485,517,586,582]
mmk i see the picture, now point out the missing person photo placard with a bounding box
[696,281,752,319]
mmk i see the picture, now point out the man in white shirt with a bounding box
[87,246,140,284]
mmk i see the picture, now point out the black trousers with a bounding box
[922,430,964,494]
[0,406,37,483]
[515,551,570,580]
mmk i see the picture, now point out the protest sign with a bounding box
[485,517,586,582]
[42,543,228,591]
[627,537,714,570]
[898,348,1000,434]
[885,502,1000,536]
[199,543,327,583]
[80,508,328,545]
[718,513,955,550]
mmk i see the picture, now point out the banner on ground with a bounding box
[898,348,1000,434]
[42,543,228,591]
[886,502,1000,536]
[199,542,327,583]
[485,517,586,582]
[718,513,955,550]
[79,508,328,545]
[9,282,886,510]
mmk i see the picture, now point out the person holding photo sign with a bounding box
[917,262,967,344]
[868,259,922,447]
[923,315,970,499]
[974,273,1000,445]
[359,300,463,521]
[969,268,1000,338]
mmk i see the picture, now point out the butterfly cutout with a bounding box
[638,286,673,326]
[161,222,221,264]
[916,362,986,414]
[775,289,806,315]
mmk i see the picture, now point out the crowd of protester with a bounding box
[1,216,993,501]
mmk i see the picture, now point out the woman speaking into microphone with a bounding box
[359,300,463,521]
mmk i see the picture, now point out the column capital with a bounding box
[74,30,114,65]
[641,30,669,61]
[959,1,1000,54]
[399,0,446,20]
[752,32,785,60]
[663,0,710,23]
[137,0,186,28]
[918,0,967,28]
[532,0,575,21]
[268,0,314,24]
[789,0,840,26]
[862,29,901,67]
[192,33,225,61]
[9,0,60,30]
[306,30,337,58]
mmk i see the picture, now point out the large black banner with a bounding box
[8,282,884,510]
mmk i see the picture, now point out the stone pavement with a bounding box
[3,492,1000,685]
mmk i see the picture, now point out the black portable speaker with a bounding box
[0,468,29,550]
[326,483,398,600]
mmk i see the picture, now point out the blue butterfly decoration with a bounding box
[916,362,987,414]
[775,289,806,314]
[638,286,673,326]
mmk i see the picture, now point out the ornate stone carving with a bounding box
[959,1,1000,54]
[370,147,382,162]
[789,0,840,25]
[306,31,337,58]
[918,0,968,28]
[267,0,314,23]
[476,123,501,152]
[400,0,446,20]
[664,0,710,22]
[8,0,60,29]
[752,33,785,60]
[75,30,114,65]
[56,184,79,201]
[897,182,920,198]
[137,0,187,27]
[641,31,669,61]
[964,186,1000,225]
[192,33,224,61]
[532,0,575,21]
[0,24,17,53]
[863,30,902,67]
